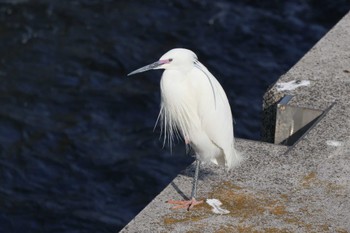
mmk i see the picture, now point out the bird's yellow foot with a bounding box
[167,198,203,211]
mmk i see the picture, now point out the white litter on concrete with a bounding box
[326,140,342,147]
[206,199,230,214]
[276,80,310,91]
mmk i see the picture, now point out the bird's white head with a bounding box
[128,48,197,76]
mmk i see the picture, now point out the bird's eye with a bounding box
[168,58,173,62]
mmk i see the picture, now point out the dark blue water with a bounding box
[0,0,349,232]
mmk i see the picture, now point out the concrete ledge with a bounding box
[121,11,350,233]
[121,140,291,232]
[121,139,348,232]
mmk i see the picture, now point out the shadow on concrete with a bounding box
[170,181,189,200]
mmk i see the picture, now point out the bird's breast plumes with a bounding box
[157,69,199,148]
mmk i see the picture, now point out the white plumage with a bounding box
[156,48,242,170]
[128,48,243,209]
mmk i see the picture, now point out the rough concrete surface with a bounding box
[121,11,350,233]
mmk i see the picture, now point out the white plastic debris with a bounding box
[326,140,342,147]
[276,80,310,91]
[206,199,230,214]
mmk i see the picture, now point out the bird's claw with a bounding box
[167,198,203,211]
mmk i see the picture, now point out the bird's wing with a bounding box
[190,62,234,151]
[190,61,244,169]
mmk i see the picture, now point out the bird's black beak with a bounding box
[128,59,170,76]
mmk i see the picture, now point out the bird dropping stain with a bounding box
[276,80,310,91]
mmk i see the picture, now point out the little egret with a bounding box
[128,48,242,210]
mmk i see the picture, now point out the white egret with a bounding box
[128,48,242,210]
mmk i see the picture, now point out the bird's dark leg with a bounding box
[167,159,203,210]
[191,159,200,199]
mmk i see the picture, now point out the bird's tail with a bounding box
[225,143,244,170]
